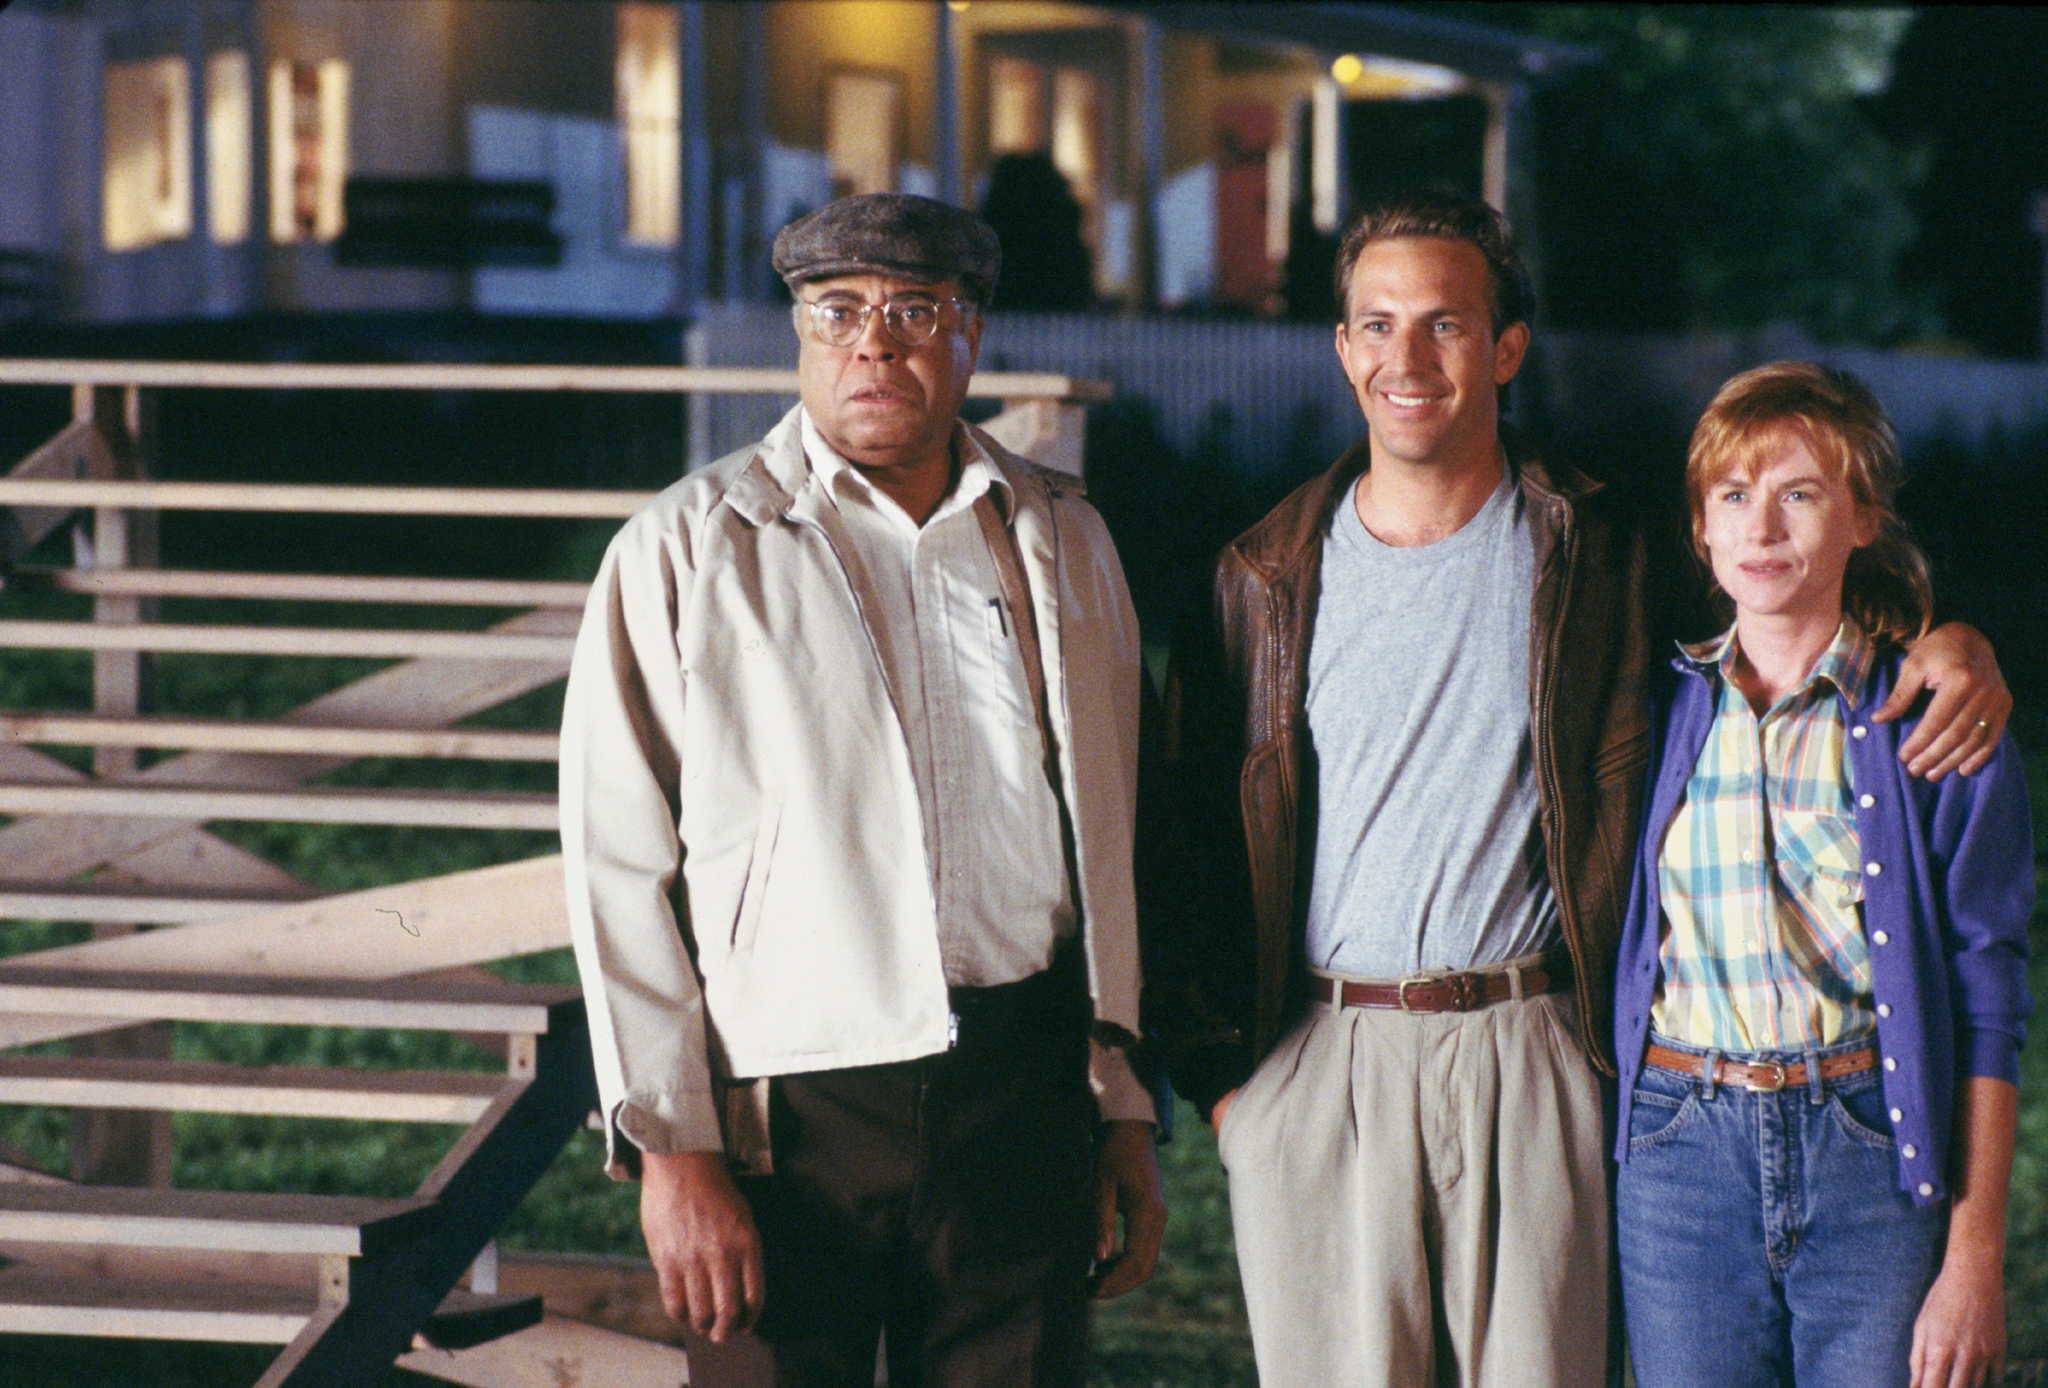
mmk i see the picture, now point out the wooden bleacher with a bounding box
[0,358,1101,1386]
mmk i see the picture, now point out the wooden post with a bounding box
[69,381,174,1190]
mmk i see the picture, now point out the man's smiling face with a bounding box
[1334,236,1528,475]
[795,273,981,478]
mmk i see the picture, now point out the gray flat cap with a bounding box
[772,194,1000,308]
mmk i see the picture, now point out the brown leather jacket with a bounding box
[1150,430,1661,1116]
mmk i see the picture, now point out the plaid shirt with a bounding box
[1650,621,1877,1053]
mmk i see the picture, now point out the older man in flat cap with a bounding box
[562,192,1165,1386]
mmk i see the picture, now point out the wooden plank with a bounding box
[0,478,652,518]
[0,1182,439,1256]
[0,856,570,1050]
[396,1313,696,1388]
[0,618,576,661]
[0,1054,511,1123]
[0,606,577,884]
[979,398,1087,478]
[0,1238,316,1288]
[87,819,315,895]
[0,878,316,924]
[492,1250,675,1341]
[0,357,1111,400]
[0,1261,313,1342]
[12,566,589,608]
[0,737,315,899]
[0,781,558,830]
[0,1259,541,1348]
[4,418,115,553]
[0,965,577,1034]
[0,711,559,761]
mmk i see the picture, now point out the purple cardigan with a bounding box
[1612,648,2034,1205]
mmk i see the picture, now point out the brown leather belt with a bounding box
[1644,1043,1878,1093]
[1317,964,1557,1014]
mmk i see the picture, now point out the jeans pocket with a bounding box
[1827,1077,1898,1152]
[1625,1083,1698,1155]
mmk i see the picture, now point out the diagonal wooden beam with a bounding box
[2,418,115,557]
[0,606,576,885]
[0,855,571,1050]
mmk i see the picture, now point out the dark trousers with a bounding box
[750,955,1097,1388]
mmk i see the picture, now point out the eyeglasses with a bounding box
[795,294,973,348]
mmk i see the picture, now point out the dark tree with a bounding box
[1426,5,1931,342]
[1867,8,2048,360]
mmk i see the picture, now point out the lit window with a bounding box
[827,71,901,199]
[104,57,192,251]
[1049,66,1100,213]
[268,58,349,242]
[206,51,251,244]
[988,56,1046,155]
[617,0,679,246]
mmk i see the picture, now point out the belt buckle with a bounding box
[1397,971,1483,1012]
[1396,976,1428,1012]
[1744,1060,1788,1092]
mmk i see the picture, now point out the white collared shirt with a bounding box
[801,411,1150,1120]
[802,411,1075,986]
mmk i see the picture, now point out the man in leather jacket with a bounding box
[1149,189,2010,1388]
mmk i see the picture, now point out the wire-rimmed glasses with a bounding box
[795,293,973,348]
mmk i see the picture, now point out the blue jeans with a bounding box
[1615,1034,1947,1388]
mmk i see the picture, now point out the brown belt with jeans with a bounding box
[1314,959,1559,1014]
[1644,1042,1879,1093]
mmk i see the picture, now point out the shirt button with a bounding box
[1866,862,1882,877]
[1902,1144,1918,1159]
[1860,794,1875,808]
[1877,1003,1892,1018]
[1889,1108,1904,1123]
[1884,1056,1897,1072]
[1872,931,1889,946]
[1918,1182,1935,1197]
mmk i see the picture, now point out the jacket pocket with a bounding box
[729,797,782,956]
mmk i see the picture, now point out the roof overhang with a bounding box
[1098,3,1597,87]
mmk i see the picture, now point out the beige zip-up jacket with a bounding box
[562,408,1145,1172]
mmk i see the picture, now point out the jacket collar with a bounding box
[722,404,1057,530]
[1230,424,1597,582]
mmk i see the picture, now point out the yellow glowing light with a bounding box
[1331,53,1364,85]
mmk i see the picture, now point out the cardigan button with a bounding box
[1872,931,1889,946]
[1884,1057,1898,1072]
[1852,725,1868,739]
[1860,794,1875,808]
[1918,1182,1934,1197]
[1877,1003,1891,1017]
[1890,1108,1903,1123]
[1902,1144,1918,1159]
[1865,862,1882,877]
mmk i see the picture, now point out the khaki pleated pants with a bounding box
[1218,985,1609,1388]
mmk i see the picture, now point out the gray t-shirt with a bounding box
[1302,471,1559,978]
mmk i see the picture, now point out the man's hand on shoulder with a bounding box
[1091,1118,1167,1298]
[1876,622,2011,781]
[640,1149,765,1342]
